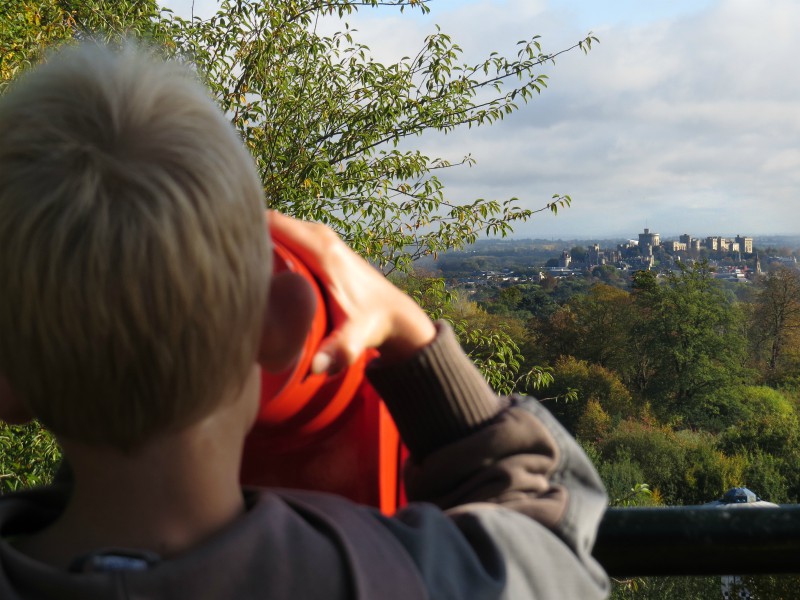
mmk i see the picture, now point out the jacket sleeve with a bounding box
[366,321,609,599]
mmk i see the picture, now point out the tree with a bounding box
[598,419,743,506]
[154,0,596,272]
[631,264,748,424]
[537,304,580,359]
[0,423,62,493]
[569,245,587,264]
[563,284,635,373]
[576,398,611,443]
[517,284,558,320]
[5,1,596,274]
[591,264,624,287]
[488,286,523,316]
[1,1,162,86]
[6,0,597,381]
[544,257,560,268]
[750,267,800,376]
[394,273,533,393]
[541,356,636,434]
[719,386,799,458]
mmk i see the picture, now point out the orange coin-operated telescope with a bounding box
[240,239,407,514]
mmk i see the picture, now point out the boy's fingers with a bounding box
[311,327,370,375]
[268,211,336,271]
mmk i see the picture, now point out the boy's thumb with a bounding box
[310,329,366,375]
[311,351,335,375]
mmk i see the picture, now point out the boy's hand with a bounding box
[268,211,437,374]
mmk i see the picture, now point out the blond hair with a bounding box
[0,43,271,450]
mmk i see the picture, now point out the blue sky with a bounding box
[162,1,800,240]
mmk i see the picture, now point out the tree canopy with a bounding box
[631,264,748,424]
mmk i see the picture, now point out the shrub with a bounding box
[0,422,61,494]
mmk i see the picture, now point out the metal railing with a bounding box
[593,505,800,576]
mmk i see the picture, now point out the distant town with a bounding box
[425,228,800,289]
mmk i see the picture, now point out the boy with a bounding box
[0,43,608,598]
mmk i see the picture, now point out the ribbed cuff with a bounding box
[366,321,503,460]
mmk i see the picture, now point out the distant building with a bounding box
[546,266,580,278]
[638,228,660,255]
[587,243,621,266]
[679,234,692,246]
[700,235,755,255]
[558,250,571,268]
[769,255,797,265]
[714,268,748,283]
[735,235,753,254]
[666,241,687,253]
[629,254,655,270]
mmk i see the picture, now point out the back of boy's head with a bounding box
[0,42,271,450]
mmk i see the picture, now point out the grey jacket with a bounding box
[0,323,609,599]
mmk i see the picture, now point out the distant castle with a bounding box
[545,228,760,281]
[634,228,753,257]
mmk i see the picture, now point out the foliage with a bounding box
[631,263,748,424]
[611,575,800,600]
[749,267,800,378]
[718,385,799,456]
[594,448,662,508]
[535,305,579,359]
[739,448,790,504]
[740,575,800,599]
[4,1,596,270]
[713,386,800,502]
[614,483,655,508]
[576,398,611,443]
[1,0,71,84]
[452,317,523,394]
[541,356,636,433]
[154,0,595,273]
[598,418,742,505]
[677,429,745,504]
[179,0,589,391]
[459,260,800,590]
[393,273,532,393]
[609,576,723,600]
[515,284,559,320]
[539,283,636,375]
[1,0,162,88]
[0,422,62,493]
[591,263,625,287]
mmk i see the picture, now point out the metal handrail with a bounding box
[593,505,800,576]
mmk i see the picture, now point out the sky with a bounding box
[162,0,800,240]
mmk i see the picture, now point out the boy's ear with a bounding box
[0,375,32,425]
[258,271,317,372]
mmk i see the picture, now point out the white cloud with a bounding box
[406,0,800,238]
[160,0,800,238]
